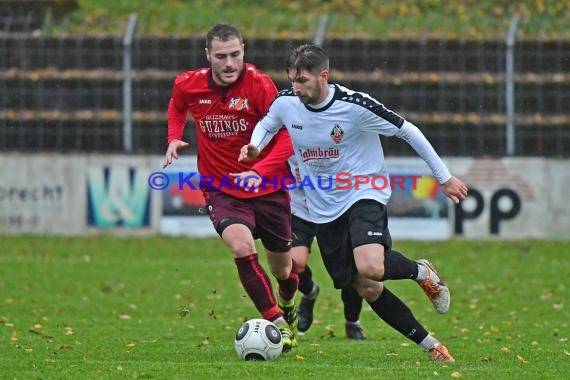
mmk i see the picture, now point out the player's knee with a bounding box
[358,262,385,281]
[228,239,256,258]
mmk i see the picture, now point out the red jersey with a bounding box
[167,63,293,198]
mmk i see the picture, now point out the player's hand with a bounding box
[238,144,260,163]
[228,170,261,193]
[163,139,189,168]
[441,176,469,204]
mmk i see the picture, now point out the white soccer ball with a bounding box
[234,318,283,361]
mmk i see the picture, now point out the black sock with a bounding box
[368,287,428,344]
[298,264,314,296]
[341,286,363,323]
[382,249,419,280]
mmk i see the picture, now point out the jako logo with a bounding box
[199,99,212,104]
[87,167,151,227]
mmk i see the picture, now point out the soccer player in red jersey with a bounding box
[162,23,299,350]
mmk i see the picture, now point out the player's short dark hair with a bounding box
[286,44,329,76]
[206,23,243,49]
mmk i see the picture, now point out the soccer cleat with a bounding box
[416,259,451,314]
[297,284,320,333]
[278,296,299,336]
[345,323,366,340]
[275,321,297,351]
[429,343,455,362]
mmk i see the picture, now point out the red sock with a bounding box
[235,254,280,321]
[278,259,299,301]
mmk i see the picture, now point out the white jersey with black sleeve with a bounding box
[251,83,451,223]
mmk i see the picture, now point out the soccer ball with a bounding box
[234,318,283,361]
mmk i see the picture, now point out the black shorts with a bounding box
[291,215,317,250]
[315,199,392,289]
[204,189,292,252]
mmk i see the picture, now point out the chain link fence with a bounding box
[0,9,568,157]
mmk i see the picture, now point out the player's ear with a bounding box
[205,48,211,63]
[320,69,329,82]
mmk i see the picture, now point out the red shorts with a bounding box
[204,189,292,253]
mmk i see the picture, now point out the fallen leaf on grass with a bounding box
[517,354,528,363]
[197,337,209,348]
[118,314,131,320]
[295,355,305,360]
[28,327,53,339]
[501,347,510,353]
[179,305,190,318]
[126,343,136,348]
[451,371,461,378]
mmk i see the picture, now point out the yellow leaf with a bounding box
[25,348,33,353]
[126,343,136,348]
[501,347,510,353]
[451,371,462,378]
[295,355,305,360]
[517,354,527,363]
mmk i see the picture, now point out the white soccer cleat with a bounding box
[416,259,451,314]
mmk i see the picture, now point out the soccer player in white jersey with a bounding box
[289,156,366,340]
[238,44,468,362]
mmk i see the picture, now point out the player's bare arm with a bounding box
[162,139,189,168]
[238,144,260,163]
[441,176,469,204]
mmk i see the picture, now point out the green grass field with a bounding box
[59,0,569,38]
[1,237,568,379]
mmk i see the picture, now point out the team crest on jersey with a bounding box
[330,124,344,144]
[229,97,249,110]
